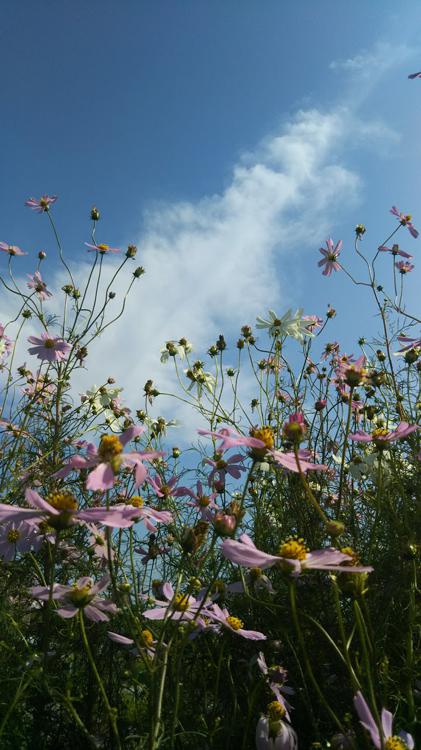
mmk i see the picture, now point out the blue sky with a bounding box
[1,1,421,424]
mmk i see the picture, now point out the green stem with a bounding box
[79,611,121,749]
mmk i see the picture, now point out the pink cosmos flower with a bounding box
[204,603,266,640]
[204,452,246,486]
[354,691,414,749]
[198,426,265,453]
[30,575,118,622]
[122,502,173,533]
[25,195,57,212]
[395,260,415,274]
[55,425,162,491]
[0,242,27,256]
[303,315,323,332]
[271,448,328,474]
[334,354,366,387]
[27,271,52,300]
[85,242,120,254]
[395,335,421,354]
[0,488,141,530]
[179,480,219,519]
[27,332,71,362]
[390,206,419,238]
[143,582,207,622]
[147,474,185,499]
[350,422,419,447]
[221,533,373,577]
[378,243,413,259]
[257,652,294,720]
[0,520,39,561]
[108,630,157,659]
[408,71,421,79]
[317,238,342,276]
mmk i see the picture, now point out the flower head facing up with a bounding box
[85,242,120,254]
[0,242,27,256]
[221,533,373,577]
[205,603,266,640]
[350,422,419,449]
[318,238,342,276]
[30,575,118,622]
[354,691,414,749]
[27,332,71,362]
[27,271,53,300]
[25,195,57,213]
[390,206,419,238]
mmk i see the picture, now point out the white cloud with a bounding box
[329,41,414,76]
[1,106,393,438]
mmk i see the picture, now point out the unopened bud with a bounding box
[38,250,46,260]
[133,266,145,278]
[126,244,137,258]
[91,206,100,221]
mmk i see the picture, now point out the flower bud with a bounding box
[133,266,145,278]
[38,250,46,260]
[355,224,366,236]
[126,244,137,258]
[91,206,100,221]
[108,291,116,299]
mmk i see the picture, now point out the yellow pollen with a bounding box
[372,428,389,440]
[44,338,56,349]
[267,700,286,721]
[385,738,409,750]
[226,615,244,631]
[141,629,154,647]
[40,198,48,207]
[7,529,20,543]
[340,546,360,565]
[404,214,412,222]
[250,426,275,452]
[278,537,308,561]
[250,567,262,581]
[98,434,123,464]
[129,495,144,508]
[47,490,78,512]
[327,252,337,261]
[173,593,190,611]
[198,494,210,507]
[97,243,109,251]
[69,582,94,606]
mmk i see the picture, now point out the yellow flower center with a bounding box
[250,426,275,450]
[277,537,308,561]
[250,567,262,581]
[215,459,227,470]
[129,495,144,508]
[44,338,56,349]
[327,252,337,261]
[40,198,49,208]
[98,434,123,465]
[340,546,360,565]
[226,615,244,631]
[173,593,190,611]
[404,214,412,222]
[372,428,389,440]
[198,494,210,507]
[97,243,109,252]
[385,738,409,750]
[69,582,94,607]
[267,700,286,721]
[140,629,154,647]
[47,490,78,511]
[7,529,20,543]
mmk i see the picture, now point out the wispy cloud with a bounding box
[329,40,415,77]
[1,106,394,435]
